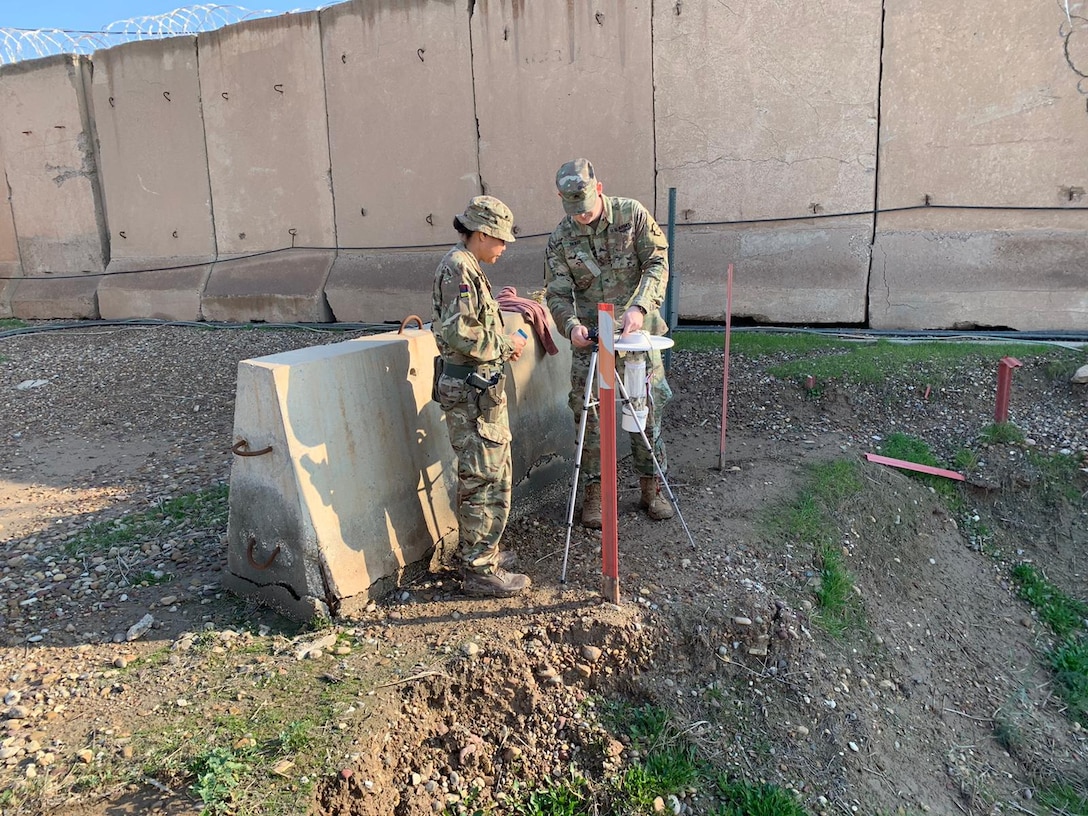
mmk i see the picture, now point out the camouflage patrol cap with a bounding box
[455,195,516,243]
[555,158,600,215]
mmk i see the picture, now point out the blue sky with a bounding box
[3,2,316,32]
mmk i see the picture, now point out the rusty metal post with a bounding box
[994,356,1022,423]
[597,304,620,603]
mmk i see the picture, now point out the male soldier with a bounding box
[432,195,531,597]
[544,158,674,529]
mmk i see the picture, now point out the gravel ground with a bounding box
[1,322,1086,816]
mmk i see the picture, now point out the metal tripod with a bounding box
[559,346,695,584]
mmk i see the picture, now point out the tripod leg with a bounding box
[561,350,597,584]
[614,373,696,549]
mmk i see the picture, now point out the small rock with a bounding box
[76,748,94,764]
[580,645,602,663]
[125,614,154,642]
[461,642,480,657]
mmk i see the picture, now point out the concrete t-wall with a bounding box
[0,131,20,317]
[90,37,217,321]
[653,0,883,324]
[871,0,1088,330]
[0,55,105,318]
[0,1,1085,329]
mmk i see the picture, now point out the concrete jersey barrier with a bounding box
[222,314,572,620]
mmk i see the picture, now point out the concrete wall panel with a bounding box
[321,0,479,249]
[675,220,871,324]
[202,249,334,323]
[654,0,881,325]
[654,0,882,222]
[872,0,1088,329]
[91,37,215,262]
[0,56,107,276]
[0,136,19,317]
[10,277,98,320]
[97,261,212,321]
[871,211,1088,330]
[472,0,656,237]
[326,236,548,324]
[199,13,334,255]
[879,0,1088,210]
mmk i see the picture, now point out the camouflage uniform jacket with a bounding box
[544,195,669,339]
[432,243,515,368]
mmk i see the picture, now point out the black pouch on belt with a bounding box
[431,356,445,402]
[477,373,507,424]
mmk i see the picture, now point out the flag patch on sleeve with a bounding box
[459,284,470,298]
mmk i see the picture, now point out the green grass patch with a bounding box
[978,422,1025,445]
[1011,564,1088,640]
[65,483,229,557]
[761,460,864,637]
[766,339,1058,386]
[1050,639,1088,727]
[507,772,592,816]
[879,432,960,500]
[1011,564,1088,727]
[0,318,27,330]
[1036,781,1088,814]
[713,776,807,816]
[672,329,847,356]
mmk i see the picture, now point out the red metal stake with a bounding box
[597,304,620,603]
[994,356,1022,423]
[718,263,734,470]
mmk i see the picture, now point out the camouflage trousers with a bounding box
[436,372,512,574]
[569,347,672,482]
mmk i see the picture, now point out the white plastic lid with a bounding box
[612,331,675,352]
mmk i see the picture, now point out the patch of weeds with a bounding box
[1011,564,1088,640]
[1011,564,1088,727]
[952,447,981,472]
[712,775,808,816]
[762,460,864,636]
[1050,638,1088,727]
[1036,781,1088,814]
[814,542,857,638]
[599,702,703,812]
[190,746,248,815]
[1023,449,1087,505]
[268,719,314,755]
[0,318,27,330]
[978,422,1024,445]
[65,483,229,557]
[879,432,959,500]
[507,771,592,816]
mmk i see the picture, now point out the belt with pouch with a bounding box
[442,360,503,389]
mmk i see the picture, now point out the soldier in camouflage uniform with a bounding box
[432,196,531,597]
[544,159,675,528]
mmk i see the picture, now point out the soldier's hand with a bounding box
[571,325,594,349]
[509,332,527,361]
[621,307,645,336]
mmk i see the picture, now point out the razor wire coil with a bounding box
[0,5,311,65]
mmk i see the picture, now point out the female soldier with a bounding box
[431,196,530,597]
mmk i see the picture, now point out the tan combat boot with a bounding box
[462,567,531,598]
[581,482,602,529]
[639,476,675,520]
